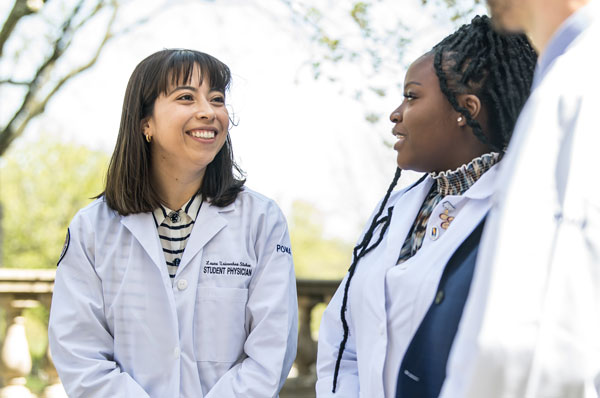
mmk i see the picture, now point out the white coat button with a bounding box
[173,347,180,359]
[176,279,188,291]
[435,290,444,304]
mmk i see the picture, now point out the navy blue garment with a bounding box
[395,216,487,398]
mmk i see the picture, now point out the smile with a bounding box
[188,129,216,139]
[392,128,406,139]
[393,131,407,151]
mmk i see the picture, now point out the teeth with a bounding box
[190,130,215,139]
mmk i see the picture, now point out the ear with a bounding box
[456,94,482,126]
[141,117,151,136]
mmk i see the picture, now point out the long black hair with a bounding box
[331,15,537,393]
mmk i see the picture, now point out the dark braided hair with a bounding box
[330,15,537,393]
[332,167,402,392]
[432,15,537,152]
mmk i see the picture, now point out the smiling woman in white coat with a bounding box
[316,17,537,398]
[48,49,297,398]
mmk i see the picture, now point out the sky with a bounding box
[0,0,486,241]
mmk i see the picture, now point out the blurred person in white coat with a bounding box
[442,1,600,397]
[315,17,537,398]
[48,49,297,398]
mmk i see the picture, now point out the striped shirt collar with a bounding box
[152,192,203,227]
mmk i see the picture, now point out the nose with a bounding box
[390,104,403,123]
[194,97,216,120]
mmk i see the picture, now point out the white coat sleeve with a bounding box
[204,203,298,398]
[48,213,150,398]
[315,274,360,398]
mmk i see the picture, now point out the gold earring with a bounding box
[145,134,152,143]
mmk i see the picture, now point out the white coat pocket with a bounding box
[194,286,249,362]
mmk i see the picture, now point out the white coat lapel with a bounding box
[120,212,165,272]
[368,178,434,316]
[178,200,233,273]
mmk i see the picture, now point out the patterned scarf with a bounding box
[396,152,499,264]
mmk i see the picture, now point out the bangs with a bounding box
[156,49,231,95]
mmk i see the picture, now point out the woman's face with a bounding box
[390,53,486,173]
[144,64,229,182]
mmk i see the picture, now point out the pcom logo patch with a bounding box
[276,244,291,255]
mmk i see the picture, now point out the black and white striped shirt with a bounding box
[152,193,202,281]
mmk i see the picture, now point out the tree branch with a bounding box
[0,0,36,58]
[0,0,116,156]
[0,79,30,85]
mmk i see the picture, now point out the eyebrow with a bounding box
[167,85,225,96]
[404,81,422,88]
[168,86,196,96]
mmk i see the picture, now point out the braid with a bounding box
[330,15,537,394]
[432,15,537,152]
[332,167,402,393]
[434,49,495,150]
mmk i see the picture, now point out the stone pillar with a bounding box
[295,295,319,376]
[0,300,34,398]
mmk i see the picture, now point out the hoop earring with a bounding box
[145,134,152,143]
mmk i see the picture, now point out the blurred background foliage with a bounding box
[290,201,353,280]
[0,138,108,268]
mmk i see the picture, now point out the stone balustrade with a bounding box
[0,269,340,398]
[280,278,339,397]
[0,269,63,398]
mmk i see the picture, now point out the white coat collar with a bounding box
[361,164,499,320]
[120,198,236,276]
[362,177,434,320]
[178,200,234,274]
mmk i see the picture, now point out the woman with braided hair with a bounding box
[316,15,537,398]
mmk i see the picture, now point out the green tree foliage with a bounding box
[0,138,108,268]
[289,200,353,280]
[283,0,486,128]
[0,0,169,156]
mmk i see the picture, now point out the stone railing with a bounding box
[0,269,340,398]
[0,269,63,398]
[280,278,339,397]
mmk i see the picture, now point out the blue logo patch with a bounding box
[276,244,291,255]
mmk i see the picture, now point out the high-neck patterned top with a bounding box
[397,152,500,264]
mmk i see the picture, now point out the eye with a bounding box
[177,94,194,101]
[211,95,225,104]
[403,92,416,101]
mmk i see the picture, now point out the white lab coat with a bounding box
[316,166,497,397]
[48,188,298,398]
[442,2,600,397]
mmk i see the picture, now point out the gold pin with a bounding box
[439,209,455,230]
[430,226,440,240]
